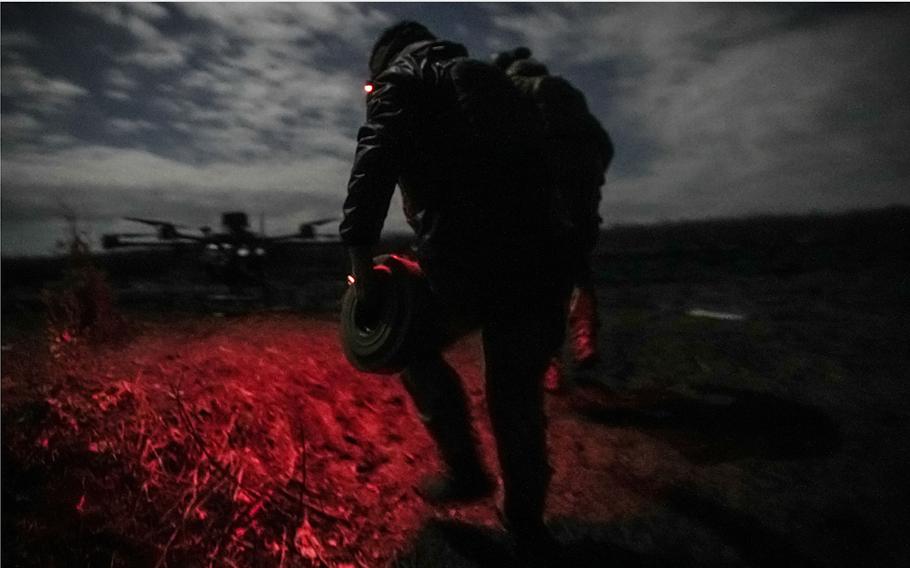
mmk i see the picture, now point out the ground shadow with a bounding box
[572,384,841,464]
[391,518,684,568]
[2,444,154,568]
[392,489,855,568]
[662,484,870,568]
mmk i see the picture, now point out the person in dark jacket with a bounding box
[340,22,570,551]
[494,47,614,392]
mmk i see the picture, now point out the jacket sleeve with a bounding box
[339,67,415,247]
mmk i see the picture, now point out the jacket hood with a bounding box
[369,21,436,78]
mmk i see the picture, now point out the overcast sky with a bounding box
[2,2,909,256]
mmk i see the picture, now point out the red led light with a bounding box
[363,83,374,94]
[347,274,356,285]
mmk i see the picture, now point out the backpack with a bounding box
[447,57,547,162]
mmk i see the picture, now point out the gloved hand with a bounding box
[348,246,383,322]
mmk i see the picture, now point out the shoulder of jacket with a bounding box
[396,40,468,68]
[422,40,469,60]
[375,40,468,85]
[539,75,591,110]
[535,74,577,95]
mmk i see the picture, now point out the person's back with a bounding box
[341,22,571,561]
[342,36,565,310]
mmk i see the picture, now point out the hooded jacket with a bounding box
[340,40,567,295]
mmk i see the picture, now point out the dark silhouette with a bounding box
[493,47,614,392]
[391,517,690,568]
[340,21,571,559]
[102,212,337,294]
[573,385,841,464]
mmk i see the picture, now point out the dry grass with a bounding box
[4,208,909,567]
[3,315,440,567]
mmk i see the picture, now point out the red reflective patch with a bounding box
[388,254,423,275]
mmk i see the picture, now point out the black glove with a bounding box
[349,246,383,324]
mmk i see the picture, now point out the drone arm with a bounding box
[170,231,205,242]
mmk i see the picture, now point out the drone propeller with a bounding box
[263,217,340,241]
[124,217,191,230]
[123,217,204,241]
[102,234,177,249]
[298,217,338,228]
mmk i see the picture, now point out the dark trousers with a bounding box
[401,276,569,524]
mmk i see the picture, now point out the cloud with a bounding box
[179,3,389,47]
[60,3,388,166]
[0,140,402,257]
[0,62,88,154]
[4,3,394,256]
[105,68,139,90]
[1,112,42,135]
[107,118,157,135]
[78,2,170,42]
[3,3,908,256]
[2,144,347,197]
[487,4,910,223]
[128,2,170,22]
[1,29,39,50]
[0,143,378,235]
[78,3,189,70]
[1,63,88,113]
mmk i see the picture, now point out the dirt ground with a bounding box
[4,259,910,567]
[3,210,910,567]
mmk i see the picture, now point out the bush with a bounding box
[41,227,122,351]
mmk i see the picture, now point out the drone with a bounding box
[102,211,339,292]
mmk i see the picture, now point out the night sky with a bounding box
[2,2,909,256]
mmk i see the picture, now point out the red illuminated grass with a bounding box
[6,315,440,566]
[2,312,675,566]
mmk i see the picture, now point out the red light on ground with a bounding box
[363,83,374,94]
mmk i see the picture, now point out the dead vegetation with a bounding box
[40,222,124,353]
[4,222,437,567]
[2,315,437,567]
[4,208,909,567]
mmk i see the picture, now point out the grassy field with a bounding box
[2,207,909,567]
